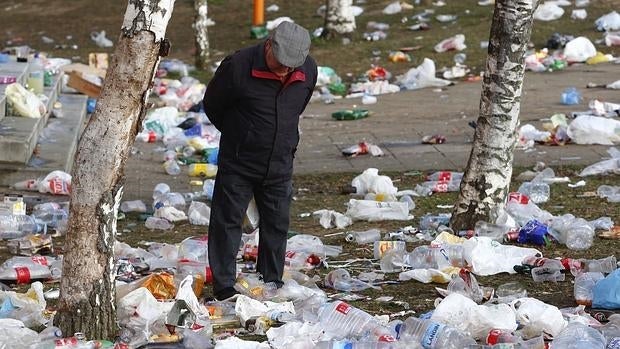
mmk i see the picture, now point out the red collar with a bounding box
[251,69,306,88]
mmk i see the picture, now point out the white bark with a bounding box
[57,0,175,339]
[325,0,356,36]
[451,0,537,230]
[194,0,210,69]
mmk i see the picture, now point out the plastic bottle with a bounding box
[597,185,620,202]
[474,221,512,241]
[517,182,550,204]
[574,272,605,306]
[399,195,415,211]
[373,241,407,259]
[0,264,52,284]
[325,268,378,292]
[398,316,476,348]
[120,200,147,213]
[178,236,209,263]
[136,130,161,143]
[584,256,618,274]
[1,256,60,268]
[234,273,277,300]
[318,301,392,340]
[561,87,581,105]
[550,322,606,349]
[531,259,565,282]
[0,213,38,239]
[163,149,177,162]
[188,163,217,177]
[144,217,173,230]
[314,340,417,349]
[32,204,68,229]
[285,250,321,270]
[446,269,483,303]
[27,54,44,95]
[426,171,463,182]
[419,180,460,193]
[163,160,181,176]
[345,229,382,244]
[202,179,215,200]
[380,249,408,273]
[564,218,595,250]
[152,183,170,201]
[182,145,196,158]
[419,214,451,231]
[408,245,463,270]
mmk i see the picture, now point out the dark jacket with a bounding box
[203,43,317,181]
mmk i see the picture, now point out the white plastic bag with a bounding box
[563,36,597,63]
[90,30,113,48]
[267,321,327,349]
[431,293,517,340]
[567,115,620,145]
[38,170,72,195]
[382,1,402,15]
[571,9,587,20]
[345,199,410,222]
[462,237,542,276]
[533,2,564,21]
[117,287,169,348]
[312,209,352,229]
[5,83,46,118]
[0,319,39,349]
[234,294,295,329]
[351,168,398,195]
[511,297,567,338]
[595,11,620,31]
[0,282,48,328]
[434,34,467,53]
[155,206,188,222]
[215,336,271,349]
[188,201,211,226]
[266,17,294,30]
[396,58,452,90]
[579,147,620,177]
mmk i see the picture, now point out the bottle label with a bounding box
[486,329,503,344]
[508,192,529,204]
[55,337,78,347]
[421,322,445,349]
[14,267,31,284]
[608,337,620,349]
[31,256,48,266]
[433,182,449,193]
[437,171,452,181]
[48,179,71,195]
[335,302,351,315]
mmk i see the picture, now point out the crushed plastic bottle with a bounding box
[318,301,393,340]
[324,269,379,292]
[398,316,476,348]
[346,229,382,244]
[0,213,38,240]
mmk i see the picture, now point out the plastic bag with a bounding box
[595,11,620,31]
[5,83,46,118]
[579,147,620,176]
[0,319,39,349]
[345,199,410,222]
[0,282,48,328]
[117,287,170,348]
[567,115,620,145]
[563,36,597,63]
[593,269,620,309]
[351,168,398,195]
[533,2,564,21]
[434,34,466,53]
[382,1,402,15]
[312,209,352,229]
[396,58,452,90]
[188,201,210,226]
[511,297,566,338]
[90,30,113,48]
[462,237,542,276]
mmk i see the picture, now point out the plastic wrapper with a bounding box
[533,2,564,21]
[117,287,171,348]
[141,272,177,300]
[188,201,211,226]
[567,115,620,145]
[396,58,452,90]
[5,83,46,118]
[595,11,620,31]
[345,199,410,222]
[434,34,466,52]
[312,209,352,229]
[579,148,620,176]
[398,268,453,283]
[511,297,566,338]
[462,237,542,276]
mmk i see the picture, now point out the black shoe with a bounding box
[213,287,240,302]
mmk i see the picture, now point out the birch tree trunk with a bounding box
[323,0,356,39]
[56,0,175,339]
[450,0,537,231]
[194,0,210,70]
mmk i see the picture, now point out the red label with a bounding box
[508,192,529,204]
[205,266,213,283]
[48,179,70,195]
[14,267,31,284]
[378,335,397,342]
[486,329,502,344]
[285,251,296,258]
[55,338,78,347]
[433,182,449,193]
[335,302,351,315]
[31,256,48,266]
[148,131,157,143]
[437,171,451,181]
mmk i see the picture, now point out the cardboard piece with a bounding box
[67,72,101,98]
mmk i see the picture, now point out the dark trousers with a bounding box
[208,168,292,295]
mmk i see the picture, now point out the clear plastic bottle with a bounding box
[398,317,476,348]
[318,301,392,340]
[32,204,68,229]
[517,182,550,204]
[380,249,408,273]
[565,218,595,250]
[531,259,565,282]
[27,54,44,95]
[574,272,605,306]
[474,221,511,241]
[325,268,377,292]
[419,214,451,231]
[550,322,606,349]
[426,171,463,182]
[373,241,407,259]
[584,256,618,274]
[0,213,38,239]
[202,179,215,200]
[345,229,382,244]
[163,159,181,176]
[0,263,52,283]
[144,216,173,230]
[314,340,418,349]
[408,245,463,270]
[419,180,460,193]
[152,183,170,201]
[178,236,209,263]
[119,200,147,213]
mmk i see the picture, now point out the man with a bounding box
[203,21,317,301]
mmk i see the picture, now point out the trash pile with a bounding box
[2,158,619,348]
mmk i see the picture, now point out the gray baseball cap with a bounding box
[270,21,311,68]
